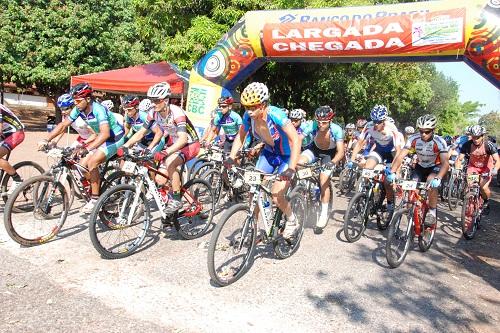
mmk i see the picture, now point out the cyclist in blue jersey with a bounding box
[39,83,125,213]
[225,82,301,240]
[299,106,344,230]
[202,95,242,154]
[289,109,313,151]
[121,95,164,154]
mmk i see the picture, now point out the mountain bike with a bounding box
[338,160,360,196]
[447,163,467,211]
[386,180,436,268]
[3,147,120,246]
[461,172,490,240]
[343,164,390,242]
[207,168,305,286]
[89,151,214,259]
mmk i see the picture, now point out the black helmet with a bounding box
[70,83,93,99]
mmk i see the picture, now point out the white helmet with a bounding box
[101,100,114,111]
[138,98,153,112]
[289,109,304,120]
[147,82,171,99]
[416,114,437,129]
[469,124,486,136]
[240,82,269,106]
[404,126,415,135]
[345,123,355,130]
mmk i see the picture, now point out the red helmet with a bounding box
[315,106,334,121]
[70,83,93,99]
[122,95,140,108]
[218,96,234,105]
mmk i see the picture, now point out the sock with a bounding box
[172,191,181,201]
[287,213,296,223]
[321,203,329,217]
[91,195,99,202]
[11,173,22,182]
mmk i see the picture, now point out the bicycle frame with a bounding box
[398,182,430,237]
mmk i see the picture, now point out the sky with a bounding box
[433,62,499,117]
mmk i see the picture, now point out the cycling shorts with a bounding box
[1,131,25,151]
[301,144,337,164]
[223,140,233,155]
[97,133,125,160]
[174,141,200,163]
[367,149,394,164]
[256,149,290,174]
[411,164,441,182]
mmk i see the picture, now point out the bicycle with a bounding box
[88,151,215,259]
[187,144,224,181]
[338,159,361,196]
[386,179,436,268]
[343,164,390,242]
[207,167,306,286]
[460,172,490,240]
[0,150,44,206]
[3,147,120,246]
[447,162,467,211]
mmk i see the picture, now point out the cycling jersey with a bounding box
[144,104,198,146]
[0,103,24,135]
[68,102,124,139]
[242,106,292,156]
[299,120,314,149]
[460,140,497,170]
[213,110,242,142]
[405,133,448,168]
[453,135,469,151]
[302,121,344,149]
[63,116,93,140]
[125,111,154,143]
[360,121,401,153]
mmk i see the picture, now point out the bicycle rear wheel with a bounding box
[386,208,414,268]
[273,191,306,259]
[88,184,151,259]
[207,203,257,286]
[343,192,369,242]
[4,175,68,246]
[174,178,214,240]
[461,193,478,240]
[200,169,224,207]
[1,161,45,209]
[447,176,460,211]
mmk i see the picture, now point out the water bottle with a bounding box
[313,185,321,201]
[263,199,272,221]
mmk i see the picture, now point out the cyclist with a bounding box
[404,126,415,141]
[127,82,200,213]
[138,98,153,113]
[102,99,124,127]
[122,95,165,154]
[344,123,357,150]
[300,106,344,230]
[289,108,313,151]
[202,95,242,155]
[389,114,449,226]
[348,105,403,217]
[226,82,301,240]
[55,93,96,148]
[38,83,125,213]
[0,103,26,194]
[455,125,499,215]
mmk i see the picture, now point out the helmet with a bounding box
[443,135,453,146]
[416,114,437,129]
[370,105,388,122]
[57,94,74,109]
[289,109,304,120]
[465,125,473,135]
[101,100,114,111]
[345,123,355,130]
[218,96,234,105]
[240,82,269,107]
[301,109,307,118]
[138,99,152,112]
[469,124,486,136]
[315,106,334,121]
[356,118,368,128]
[147,82,171,99]
[121,95,139,108]
[404,126,415,135]
[70,83,93,99]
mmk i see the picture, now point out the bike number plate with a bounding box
[401,180,417,190]
[297,168,313,179]
[244,171,261,185]
[362,169,375,178]
[211,152,223,162]
[467,174,479,182]
[122,161,137,174]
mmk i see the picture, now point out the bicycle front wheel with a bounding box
[1,160,45,208]
[343,192,369,242]
[386,208,414,268]
[4,175,68,246]
[447,175,460,211]
[273,190,306,259]
[89,184,151,259]
[461,193,478,240]
[207,203,257,287]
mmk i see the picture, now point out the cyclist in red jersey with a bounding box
[0,103,26,194]
[455,125,499,214]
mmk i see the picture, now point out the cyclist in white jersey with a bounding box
[55,94,96,148]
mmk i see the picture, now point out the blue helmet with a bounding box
[57,94,74,109]
[443,135,453,146]
[370,105,388,122]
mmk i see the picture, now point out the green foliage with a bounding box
[479,112,500,140]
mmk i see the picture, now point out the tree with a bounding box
[479,111,500,140]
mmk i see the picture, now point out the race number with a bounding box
[297,168,313,179]
[467,174,479,182]
[362,169,375,178]
[401,180,417,190]
[122,161,137,174]
[244,171,261,185]
[211,152,223,162]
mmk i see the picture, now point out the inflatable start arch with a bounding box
[185,0,499,126]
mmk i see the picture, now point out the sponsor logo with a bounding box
[279,14,296,23]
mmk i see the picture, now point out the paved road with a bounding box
[1,132,499,333]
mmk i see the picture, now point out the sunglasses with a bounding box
[123,106,136,111]
[60,107,72,112]
[419,129,433,135]
[472,135,483,140]
[373,120,384,125]
[219,104,230,108]
[151,98,163,103]
[290,118,301,122]
[74,98,85,104]
[245,105,262,111]
[317,120,330,124]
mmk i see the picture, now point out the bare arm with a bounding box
[229,125,247,160]
[332,140,345,165]
[164,132,188,156]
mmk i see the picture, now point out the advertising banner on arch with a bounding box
[262,8,466,57]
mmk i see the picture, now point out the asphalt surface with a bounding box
[0,132,499,333]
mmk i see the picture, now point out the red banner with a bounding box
[262,8,466,57]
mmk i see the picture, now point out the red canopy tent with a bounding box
[70,61,188,96]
